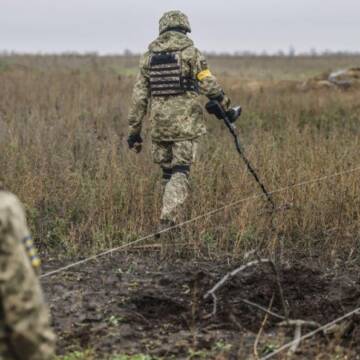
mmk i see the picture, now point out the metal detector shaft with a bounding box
[221,111,276,209]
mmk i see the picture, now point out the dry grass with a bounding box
[0,54,359,260]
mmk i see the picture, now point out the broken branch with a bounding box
[204,259,272,301]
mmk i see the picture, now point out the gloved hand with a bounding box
[127,133,143,153]
[220,94,231,111]
[209,92,231,111]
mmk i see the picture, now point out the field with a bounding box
[1,53,360,359]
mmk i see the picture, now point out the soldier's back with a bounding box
[144,31,207,142]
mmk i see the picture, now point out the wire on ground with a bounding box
[260,306,360,359]
[40,165,360,279]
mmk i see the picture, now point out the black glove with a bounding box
[127,133,143,149]
[206,100,242,123]
[209,92,231,111]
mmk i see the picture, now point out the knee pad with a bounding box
[172,165,190,177]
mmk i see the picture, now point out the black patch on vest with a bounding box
[150,53,178,66]
[149,52,199,97]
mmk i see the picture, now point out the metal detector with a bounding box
[206,100,276,210]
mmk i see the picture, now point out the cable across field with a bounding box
[41,164,360,279]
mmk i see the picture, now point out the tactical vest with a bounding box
[149,52,198,97]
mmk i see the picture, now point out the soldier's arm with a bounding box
[0,193,56,360]
[128,54,150,137]
[193,49,231,109]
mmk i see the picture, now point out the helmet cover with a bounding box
[159,10,191,34]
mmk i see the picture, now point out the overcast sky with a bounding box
[1,0,359,54]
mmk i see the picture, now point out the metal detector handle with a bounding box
[217,104,238,137]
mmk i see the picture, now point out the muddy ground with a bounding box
[42,252,360,359]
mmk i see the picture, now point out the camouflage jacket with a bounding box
[128,31,225,142]
[0,192,56,360]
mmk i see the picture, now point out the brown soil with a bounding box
[42,253,360,359]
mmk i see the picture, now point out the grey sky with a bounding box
[0,0,359,54]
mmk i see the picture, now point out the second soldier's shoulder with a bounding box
[0,191,22,209]
[0,191,25,220]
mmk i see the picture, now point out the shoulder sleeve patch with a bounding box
[197,69,212,81]
[200,59,208,71]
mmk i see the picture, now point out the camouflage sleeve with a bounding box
[128,54,150,137]
[0,192,56,360]
[193,49,225,99]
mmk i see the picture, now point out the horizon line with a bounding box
[1,50,360,57]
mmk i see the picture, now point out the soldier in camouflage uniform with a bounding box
[0,188,56,359]
[127,10,231,229]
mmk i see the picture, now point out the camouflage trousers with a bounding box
[152,139,198,223]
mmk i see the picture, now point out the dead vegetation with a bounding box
[1,53,360,358]
[0,54,359,261]
[299,67,360,91]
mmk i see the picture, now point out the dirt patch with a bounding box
[42,254,360,359]
[299,67,360,91]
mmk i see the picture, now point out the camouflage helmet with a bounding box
[159,10,191,34]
